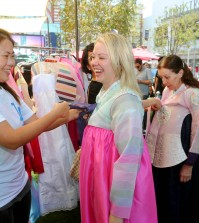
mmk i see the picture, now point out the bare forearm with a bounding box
[2,112,60,150]
[138,79,151,85]
[45,109,81,131]
[142,98,161,110]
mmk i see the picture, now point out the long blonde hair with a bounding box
[95,32,141,96]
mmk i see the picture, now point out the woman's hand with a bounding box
[109,214,123,223]
[53,101,70,118]
[142,98,162,110]
[150,98,162,110]
[68,109,82,122]
[180,164,193,183]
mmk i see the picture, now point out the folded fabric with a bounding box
[69,102,97,145]
[69,102,96,117]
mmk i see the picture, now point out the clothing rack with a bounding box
[14,45,71,57]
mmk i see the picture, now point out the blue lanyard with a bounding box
[11,102,24,122]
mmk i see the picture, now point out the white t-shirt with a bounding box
[0,87,34,208]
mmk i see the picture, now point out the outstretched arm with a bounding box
[0,102,74,150]
[142,98,162,110]
[28,108,82,131]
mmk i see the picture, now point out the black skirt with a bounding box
[152,114,199,223]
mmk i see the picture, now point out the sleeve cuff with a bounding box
[185,152,199,165]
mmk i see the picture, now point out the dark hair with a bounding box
[81,43,94,74]
[135,58,142,65]
[0,29,20,103]
[0,28,15,46]
[158,55,199,88]
[158,56,164,62]
[19,63,34,98]
[18,63,32,85]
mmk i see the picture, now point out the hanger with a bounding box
[44,58,58,63]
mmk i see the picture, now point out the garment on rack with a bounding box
[31,61,86,103]
[32,73,79,216]
[31,60,86,151]
[59,58,87,103]
[55,64,77,103]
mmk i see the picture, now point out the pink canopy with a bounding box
[132,48,159,60]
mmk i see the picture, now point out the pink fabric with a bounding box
[7,73,23,98]
[80,126,157,223]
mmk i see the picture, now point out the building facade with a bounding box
[143,0,199,70]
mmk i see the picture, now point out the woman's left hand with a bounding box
[180,164,193,183]
[109,214,123,223]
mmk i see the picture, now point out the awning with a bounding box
[0,17,47,33]
[0,0,48,17]
[132,48,159,60]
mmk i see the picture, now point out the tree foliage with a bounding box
[154,6,199,55]
[59,0,140,48]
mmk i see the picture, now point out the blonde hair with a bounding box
[95,32,141,96]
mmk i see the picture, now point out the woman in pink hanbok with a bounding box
[146,55,199,223]
[79,33,157,223]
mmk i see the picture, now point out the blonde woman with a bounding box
[79,33,157,223]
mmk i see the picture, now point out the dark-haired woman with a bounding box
[81,43,102,104]
[0,28,79,223]
[146,55,199,223]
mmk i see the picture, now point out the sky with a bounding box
[141,0,156,18]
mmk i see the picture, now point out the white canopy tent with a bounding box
[0,0,48,33]
[0,17,47,33]
[0,0,48,17]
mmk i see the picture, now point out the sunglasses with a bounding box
[135,65,141,69]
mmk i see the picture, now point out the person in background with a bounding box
[154,56,165,98]
[18,62,34,98]
[146,55,199,223]
[79,32,157,223]
[81,43,102,104]
[134,58,153,99]
[143,62,155,97]
[143,62,151,69]
[0,28,80,223]
[135,58,153,132]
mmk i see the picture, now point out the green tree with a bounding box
[154,5,199,55]
[59,0,140,48]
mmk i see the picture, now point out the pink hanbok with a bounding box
[80,81,157,223]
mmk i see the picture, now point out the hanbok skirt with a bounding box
[80,125,157,223]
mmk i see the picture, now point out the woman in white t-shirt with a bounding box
[0,28,80,223]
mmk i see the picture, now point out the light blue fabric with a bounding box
[29,179,40,223]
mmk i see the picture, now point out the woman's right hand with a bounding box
[180,164,193,183]
[53,101,70,118]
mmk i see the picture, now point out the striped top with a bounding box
[55,66,77,103]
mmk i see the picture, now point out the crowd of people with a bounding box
[0,27,199,223]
